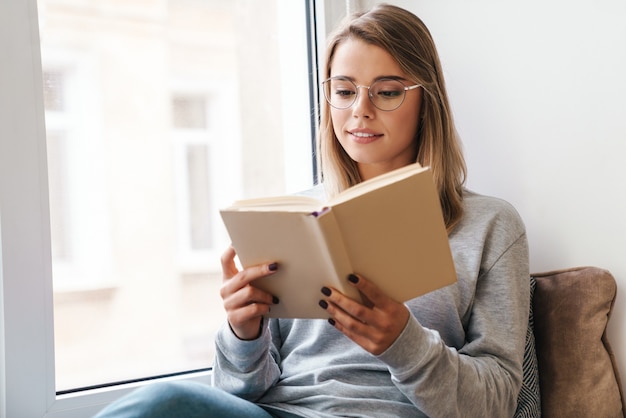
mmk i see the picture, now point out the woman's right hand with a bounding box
[220,245,279,340]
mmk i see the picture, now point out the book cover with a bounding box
[220,163,457,318]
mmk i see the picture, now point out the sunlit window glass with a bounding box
[43,70,65,111]
[186,144,213,250]
[173,96,207,130]
[38,0,313,392]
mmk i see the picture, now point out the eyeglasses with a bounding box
[322,76,421,111]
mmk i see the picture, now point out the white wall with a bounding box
[381,0,626,389]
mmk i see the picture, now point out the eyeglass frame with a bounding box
[321,76,422,112]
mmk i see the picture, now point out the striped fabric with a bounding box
[514,276,541,417]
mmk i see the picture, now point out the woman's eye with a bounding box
[376,89,402,98]
[373,80,405,99]
[335,88,355,97]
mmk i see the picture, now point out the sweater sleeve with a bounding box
[378,219,530,417]
[212,319,282,401]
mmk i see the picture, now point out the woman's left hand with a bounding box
[320,274,410,355]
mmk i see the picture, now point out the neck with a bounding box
[357,160,411,181]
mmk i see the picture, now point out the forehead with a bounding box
[329,38,406,81]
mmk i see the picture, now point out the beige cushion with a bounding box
[533,267,625,418]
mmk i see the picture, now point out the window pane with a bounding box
[38,0,313,391]
[46,131,70,259]
[187,144,212,250]
[173,96,207,129]
[43,70,65,111]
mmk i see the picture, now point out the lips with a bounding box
[348,129,382,144]
[352,131,377,138]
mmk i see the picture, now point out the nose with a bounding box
[351,86,375,118]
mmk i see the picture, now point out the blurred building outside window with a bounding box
[38,0,314,392]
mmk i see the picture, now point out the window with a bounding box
[43,70,71,260]
[1,0,329,415]
[43,71,66,111]
[39,0,314,392]
[171,93,219,267]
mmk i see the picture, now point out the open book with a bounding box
[220,163,457,318]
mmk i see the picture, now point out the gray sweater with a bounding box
[214,190,530,418]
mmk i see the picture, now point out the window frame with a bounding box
[0,0,335,415]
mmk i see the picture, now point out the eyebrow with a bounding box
[330,75,410,83]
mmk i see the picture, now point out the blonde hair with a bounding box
[318,4,466,231]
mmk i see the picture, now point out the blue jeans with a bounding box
[93,381,286,418]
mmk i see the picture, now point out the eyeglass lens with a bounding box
[323,78,409,111]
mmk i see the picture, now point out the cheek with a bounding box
[390,111,419,144]
[396,95,422,139]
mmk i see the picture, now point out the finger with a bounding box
[227,300,272,325]
[328,316,383,354]
[321,300,387,355]
[221,258,278,297]
[322,294,407,356]
[220,245,239,279]
[346,273,394,309]
[343,274,410,333]
[220,255,279,316]
[321,285,375,326]
[223,281,276,312]
[319,278,410,355]
[220,246,278,287]
[234,262,278,288]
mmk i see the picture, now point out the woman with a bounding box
[95,4,536,417]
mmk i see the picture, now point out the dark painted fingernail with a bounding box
[272,296,280,304]
[321,286,331,296]
[319,300,328,309]
[328,318,336,326]
[268,262,278,271]
[347,274,359,284]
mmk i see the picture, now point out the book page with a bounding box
[328,162,426,206]
[225,195,323,212]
